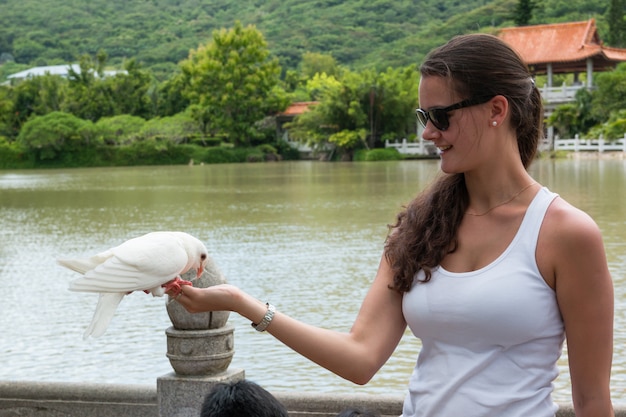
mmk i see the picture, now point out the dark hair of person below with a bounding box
[336,407,382,417]
[200,379,289,417]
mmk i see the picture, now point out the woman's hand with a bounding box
[167,283,242,314]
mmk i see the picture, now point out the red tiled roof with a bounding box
[280,101,319,116]
[601,45,626,61]
[498,19,626,74]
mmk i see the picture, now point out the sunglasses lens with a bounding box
[429,110,449,131]
[416,109,449,131]
[415,109,428,127]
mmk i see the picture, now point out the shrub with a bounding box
[199,147,243,164]
[188,134,223,147]
[196,146,263,164]
[354,147,402,161]
[231,147,257,162]
[586,109,626,140]
[94,115,146,145]
[246,151,265,162]
[255,144,281,161]
[272,140,300,160]
[139,113,203,144]
[112,140,195,166]
[0,140,34,168]
[16,112,96,161]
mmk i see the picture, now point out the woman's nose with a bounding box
[420,123,439,142]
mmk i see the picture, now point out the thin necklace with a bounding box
[466,182,537,216]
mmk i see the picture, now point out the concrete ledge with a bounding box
[0,381,156,417]
[275,391,404,417]
[1,381,624,417]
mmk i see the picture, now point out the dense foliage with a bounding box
[285,66,419,159]
[0,0,613,78]
[1,0,625,168]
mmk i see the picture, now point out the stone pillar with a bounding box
[157,257,244,417]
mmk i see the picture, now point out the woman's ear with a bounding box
[489,95,508,127]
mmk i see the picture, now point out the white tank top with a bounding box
[401,187,564,417]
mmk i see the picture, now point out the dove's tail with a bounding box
[58,252,112,275]
[84,293,125,339]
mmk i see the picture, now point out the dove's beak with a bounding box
[196,265,204,278]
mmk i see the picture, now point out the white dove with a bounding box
[58,231,208,339]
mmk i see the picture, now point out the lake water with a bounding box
[0,158,625,405]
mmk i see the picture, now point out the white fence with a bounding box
[539,134,626,152]
[387,136,626,156]
[384,138,437,156]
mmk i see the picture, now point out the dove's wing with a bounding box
[68,233,189,293]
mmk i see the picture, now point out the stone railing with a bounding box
[541,83,586,105]
[2,380,626,417]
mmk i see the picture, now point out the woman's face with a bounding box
[418,76,492,174]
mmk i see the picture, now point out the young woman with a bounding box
[169,34,614,417]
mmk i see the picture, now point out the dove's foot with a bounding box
[163,276,193,297]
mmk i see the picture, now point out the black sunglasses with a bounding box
[415,96,494,131]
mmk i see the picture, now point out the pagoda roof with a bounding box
[498,19,626,74]
[280,101,319,116]
[276,101,319,123]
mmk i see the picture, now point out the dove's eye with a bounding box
[201,254,207,260]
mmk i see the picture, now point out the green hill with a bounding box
[0,0,611,79]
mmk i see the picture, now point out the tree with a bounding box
[11,38,46,63]
[62,52,116,121]
[157,71,191,117]
[547,103,579,138]
[0,86,13,138]
[62,52,154,122]
[297,70,369,156]
[607,0,626,47]
[300,52,339,79]
[106,59,155,120]
[548,88,599,137]
[5,73,66,138]
[363,66,419,147]
[513,0,537,26]
[591,63,626,120]
[286,66,418,156]
[181,21,289,146]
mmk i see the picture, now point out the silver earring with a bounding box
[492,121,497,127]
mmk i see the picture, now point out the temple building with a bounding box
[498,18,626,107]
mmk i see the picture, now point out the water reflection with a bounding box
[0,159,624,404]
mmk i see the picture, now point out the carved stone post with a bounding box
[157,256,244,417]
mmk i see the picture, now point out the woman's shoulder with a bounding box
[540,195,606,270]
[543,196,602,242]
[537,194,608,289]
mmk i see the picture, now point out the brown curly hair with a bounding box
[384,33,543,292]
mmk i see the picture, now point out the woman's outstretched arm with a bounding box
[171,254,407,384]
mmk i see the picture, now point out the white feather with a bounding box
[85,293,125,339]
[58,231,208,339]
